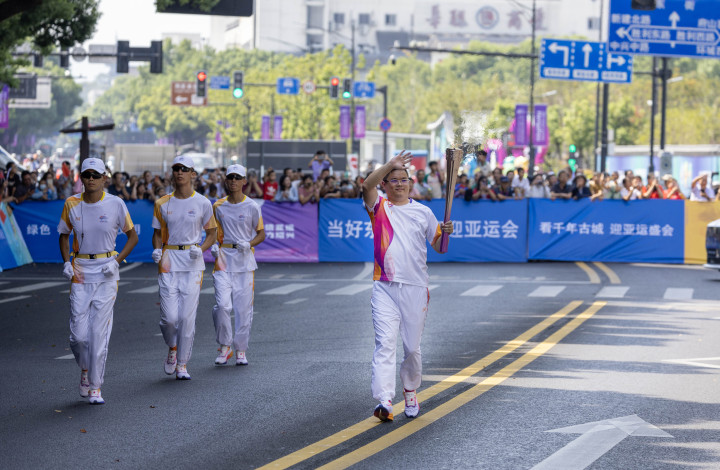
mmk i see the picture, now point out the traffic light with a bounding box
[196,70,207,97]
[631,0,656,10]
[116,40,129,73]
[232,70,244,98]
[568,144,577,171]
[330,77,339,99]
[59,49,69,68]
[342,78,352,99]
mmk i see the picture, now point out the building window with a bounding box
[385,14,396,26]
[307,6,323,29]
[333,13,345,25]
[358,13,371,25]
[588,17,600,30]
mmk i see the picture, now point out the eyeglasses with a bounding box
[81,172,103,180]
[386,178,410,184]
[226,174,244,180]
[172,166,192,173]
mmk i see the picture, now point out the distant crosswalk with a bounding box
[0,279,703,303]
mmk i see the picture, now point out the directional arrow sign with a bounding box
[608,0,720,59]
[540,38,634,84]
[531,415,673,470]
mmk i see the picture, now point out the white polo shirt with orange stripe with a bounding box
[57,192,134,283]
[212,195,264,273]
[152,191,216,273]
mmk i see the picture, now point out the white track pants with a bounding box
[69,281,118,390]
[212,271,254,352]
[371,281,430,402]
[158,271,203,365]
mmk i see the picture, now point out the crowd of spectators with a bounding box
[2,149,719,205]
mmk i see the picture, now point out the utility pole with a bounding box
[649,57,657,173]
[377,85,388,162]
[660,57,669,150]
[60,116,115,169]
[350,18,359,154]
[593,0,605,171]
[528,0,537,179]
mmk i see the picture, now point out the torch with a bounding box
[440,147,464,253]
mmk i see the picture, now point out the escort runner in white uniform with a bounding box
[361,151,453,421]
[151,155,217,380]
[58,158,138,405]
[210,164,266,366]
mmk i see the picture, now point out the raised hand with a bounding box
[389,150,413,171]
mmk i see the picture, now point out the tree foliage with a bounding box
[0,0,100,85]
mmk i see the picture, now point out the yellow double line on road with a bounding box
[260,300,606,470]
[576,262,621,284]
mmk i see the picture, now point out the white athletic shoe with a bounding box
[79,369,90,398]
[164,348,177,375]
[215,345,233,365]
[373,400,394,422]
[176,364,191,380]
[403,389,419,418]
[88,389,104,405]
[235,351,248,366]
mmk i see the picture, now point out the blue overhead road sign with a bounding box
[608,0,720,59]
[210,76,230,90]
[539,39,634,84]
[353,81,375,99]
[276,77,300,95]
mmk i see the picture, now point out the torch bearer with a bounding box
[440,147,464,253]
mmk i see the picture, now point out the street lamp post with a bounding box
[528,0,537,179]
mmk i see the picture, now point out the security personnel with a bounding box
[210,164,265,366]
[152,155,217,380]
[58,158,138,404]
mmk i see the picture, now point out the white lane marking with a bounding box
[460,285,503,297]
[154,333,163,337]
[663,288,693,300]
[259,283,315,295]
[200,286,214,294]
[284,298,307,305]
[55,354,74,360]
[0,295,31,304]
[662,357,720,369]
[596,286,629,298]
[269,274,285,279]
[326,284,373,296]
[428,284,440,291]
[128,285,159,294]
[532,415,672,470]
[353,262,374,280]
[118,262,143,274]
[528,286,566,298]
[630,263,706,270]
[0,281,66,294]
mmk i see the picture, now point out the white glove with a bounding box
[236,241,251,253]
[210,244,219,259]
[152,248,163,264]
[189,245,202,259]
[62,261,74,281]
[102,260,119,276]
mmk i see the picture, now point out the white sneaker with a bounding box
[235,351,248,366]
[88,389,104,405]
[215,345,233,365]
[176,364,191,380]
[403,389,419,418]
[373,400,394,422]
[164,348,177,375]
[79,369,90,397]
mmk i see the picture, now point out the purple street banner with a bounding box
[354,105,366,138]
[273,115,283,140]
[254,201,318,262]
[261,115,270,139]
[339,105,351,139]
[0,85,9,129]
[533,104,548,146]
[514,104,528,146]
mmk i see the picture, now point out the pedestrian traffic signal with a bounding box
[330,77,339,99]
[342,78,352,99]
[568,157,577,171]
[568,144,577,153]
[232,70,244,98]
[196,70,207,98]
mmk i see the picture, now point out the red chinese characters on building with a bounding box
[427,4,440,29]
[450,9,467,27]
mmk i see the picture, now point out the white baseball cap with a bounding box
[172,155,195,169]
[80,158,106,174]
[226,164,247,177]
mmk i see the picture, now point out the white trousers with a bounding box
[69,281,118,390]
[212,271,254,352]
[158,271,203,365]
[371,281,430,402]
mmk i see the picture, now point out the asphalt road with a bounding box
[0,261,718,469]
